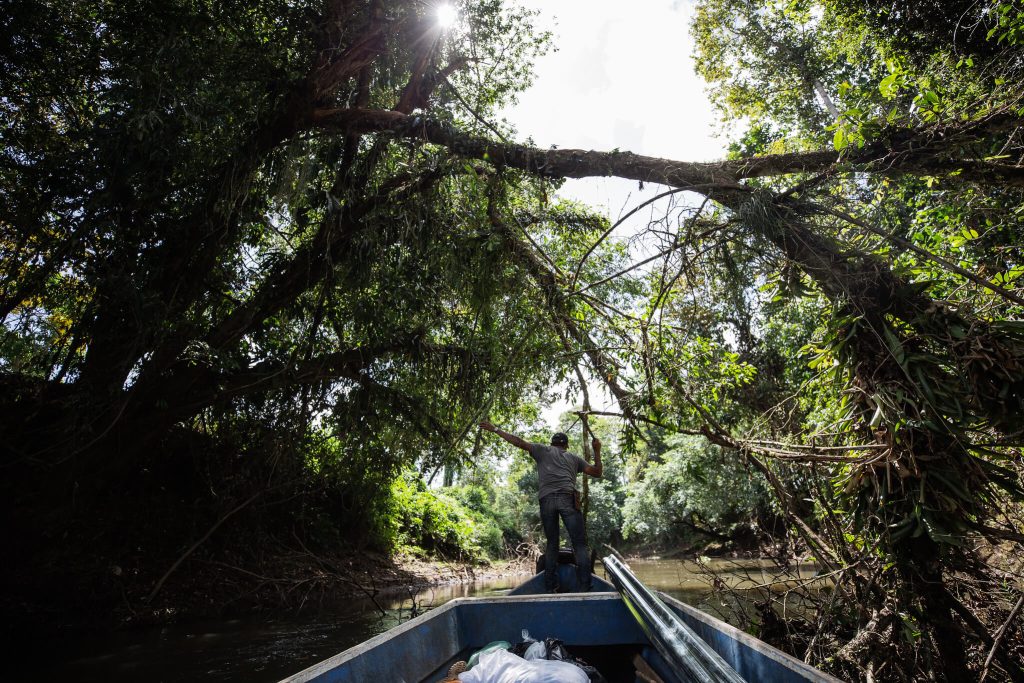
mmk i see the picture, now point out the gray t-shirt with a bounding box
[530,443,588,500]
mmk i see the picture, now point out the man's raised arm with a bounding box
[479,421,532,452]
[583,437,603,478]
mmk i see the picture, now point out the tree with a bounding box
[693,0,850,140]
[1,0,585,618]
[623,435,772,545]
[4,1,1024,679]
[305,6,1024,676]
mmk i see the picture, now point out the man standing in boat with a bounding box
[478,421,603,592]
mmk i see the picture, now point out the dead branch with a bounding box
[146,491,263,603]
[980,593,1024,683]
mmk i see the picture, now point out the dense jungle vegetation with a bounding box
[3,0,1024,679]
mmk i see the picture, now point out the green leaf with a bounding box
[879,73,899,99]
[833,127,848,151]
[882,325,905,364]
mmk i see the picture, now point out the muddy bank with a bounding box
[4,547,533,638]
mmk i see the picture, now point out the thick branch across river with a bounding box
[313,107,1024,189]
[314,106,1024,324]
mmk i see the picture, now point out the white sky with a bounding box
[505,0,724,161]
[495,0,726,428]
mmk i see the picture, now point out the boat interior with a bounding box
[281,563,840,683]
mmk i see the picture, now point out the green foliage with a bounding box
[388,473,504,561]
[687,2,1024,674]
[0,0,593,525]
[447,483,525,551]
[622,436,771,544]
[298,436,529,561]
[692,0,860,144]
[584,479,625,550]
[990,2,1024,46]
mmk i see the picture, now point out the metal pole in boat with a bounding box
[603,555,746,683]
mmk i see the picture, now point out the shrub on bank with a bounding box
[387,474,509,562]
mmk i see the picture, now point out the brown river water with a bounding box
[10,558,818,682]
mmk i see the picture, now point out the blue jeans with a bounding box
[539,492,592,591]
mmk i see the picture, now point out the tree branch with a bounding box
[312,107,1024,188]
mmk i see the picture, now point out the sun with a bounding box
[435,4,458,29]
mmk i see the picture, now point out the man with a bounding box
[478,421,602,592]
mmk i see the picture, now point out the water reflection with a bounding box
[12,559,818,682]
[11,575,527,683]
[598,557,822,624]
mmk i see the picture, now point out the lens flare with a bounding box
[436,4,458,28]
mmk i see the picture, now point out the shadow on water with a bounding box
[10,576,525,683]
[11,559,819,682]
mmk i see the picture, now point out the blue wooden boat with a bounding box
[281,559,840,683]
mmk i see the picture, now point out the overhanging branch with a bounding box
[312,107,1024,188]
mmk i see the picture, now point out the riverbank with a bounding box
[5,547,534,638]
[133,550,533,624]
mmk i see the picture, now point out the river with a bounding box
[11,557,817,682]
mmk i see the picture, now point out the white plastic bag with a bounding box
[458,648,588,683]
[522,640,547,661]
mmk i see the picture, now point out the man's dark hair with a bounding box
[551,432,569,448]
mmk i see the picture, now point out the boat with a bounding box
[281,556,841,683]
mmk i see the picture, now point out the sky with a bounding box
[494,0,726,428]
[506,1,723,159]
[506,0,724,222]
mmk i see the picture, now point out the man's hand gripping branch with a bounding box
[478,421,532,452]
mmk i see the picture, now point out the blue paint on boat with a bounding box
[507,563,616,595]
[281,570,841,683]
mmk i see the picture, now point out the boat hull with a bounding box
[281,586,840,683]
